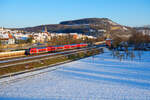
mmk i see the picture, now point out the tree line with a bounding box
[111,30,150,50]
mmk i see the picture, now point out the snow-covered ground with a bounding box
[0,49,150,100]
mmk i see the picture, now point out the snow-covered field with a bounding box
[0,49,150,100]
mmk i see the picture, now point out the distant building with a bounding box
[0,33,15,44]
[32,32,51,43]
[98,29,106,33]
[14,33,29,40]
[137,29,150,35]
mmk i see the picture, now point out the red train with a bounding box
[26,43,88,55]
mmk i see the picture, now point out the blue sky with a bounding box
[0,0,150,28]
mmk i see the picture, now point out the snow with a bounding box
[0,49,150,100]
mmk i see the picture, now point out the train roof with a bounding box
[29,47,47,50]
[55,45,64,47]
[29,43,87,50]
[55,44,77,47]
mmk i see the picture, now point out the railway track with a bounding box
[0,46,99,65]
[0,46,104,79]
[0,47,97,68]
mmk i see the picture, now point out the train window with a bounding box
[31,50,35,52]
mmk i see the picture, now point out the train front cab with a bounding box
[29,47,48,55]
[25,49,30,55]
[29,48,37,55]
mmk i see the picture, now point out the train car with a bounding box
[76,43,88,48]
[64,45,71,49]
[27,46,56,55]
[26,43,88,55]
[70,44,77,48]
[0,50,25,58]
[47,46,56,52]
[56,45,64,50]
[0,43,89,58]
[37,47,47,53]
[47,46,52,52]
[28,48,37,55]
[76,44,82,48]
[27,47,48,55]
